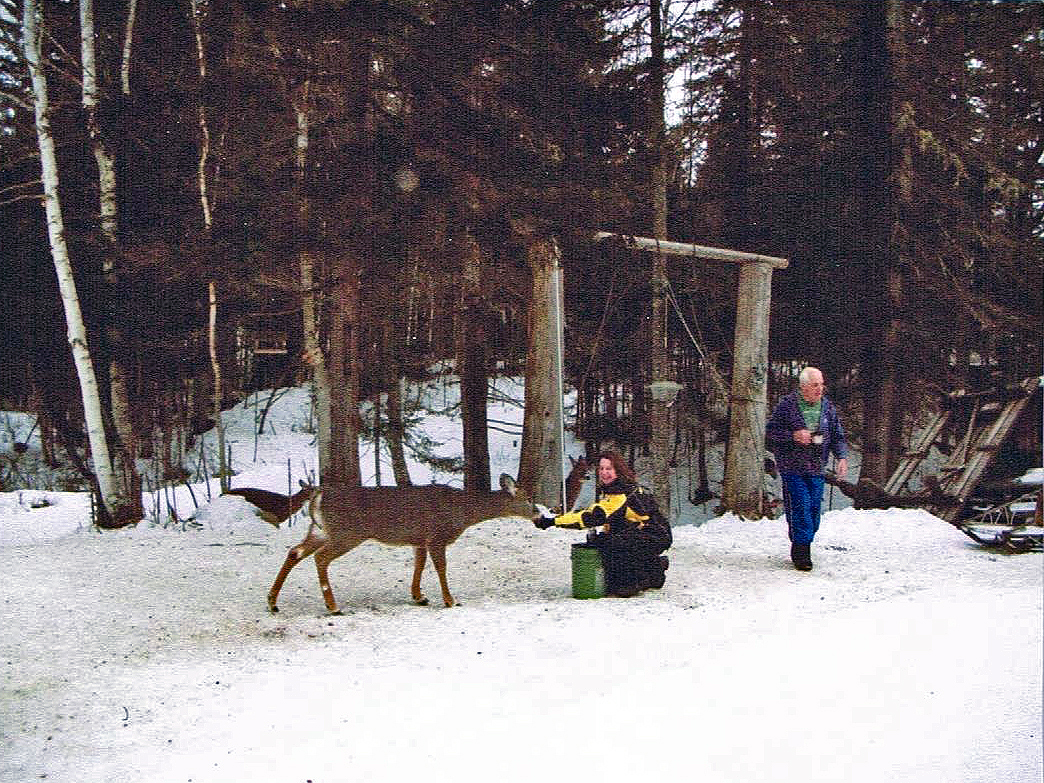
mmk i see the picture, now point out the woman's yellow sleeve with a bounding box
[553,494,627,529]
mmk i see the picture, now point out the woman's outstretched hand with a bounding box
[533,515,556,529]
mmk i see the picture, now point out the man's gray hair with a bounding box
[798,367,822,387]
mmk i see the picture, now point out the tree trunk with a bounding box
[723,0,756,251]
[188,0,213,228]
[208,281,228,491]
[326,260,362,485]
[384,324,412,486]
[647,0,673,517]
[517,232,565,508]
[23,0,132,526]
[190,1,227,490]
[121,0,137,96]
[80,0,143,516]
[879,0,913,482]
[292,82,333,477]
[300,249,332,473]
[372,391,382,486]
[456,229,491,491]
[80,0,118,253]
[854,0,909,484]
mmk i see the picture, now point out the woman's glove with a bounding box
[581,505,606,528]
[533,514,556,530]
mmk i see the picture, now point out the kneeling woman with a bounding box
[534,451,672,597]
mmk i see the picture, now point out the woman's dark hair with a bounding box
[596,450,637,485]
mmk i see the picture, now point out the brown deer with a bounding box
[564,454,590,512]
[267,473,535,614]
[224,480,317,528]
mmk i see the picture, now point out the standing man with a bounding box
[766,367,849,571]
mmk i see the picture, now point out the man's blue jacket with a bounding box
[766,392,848,476]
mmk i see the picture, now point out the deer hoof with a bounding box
[413,596,429,606]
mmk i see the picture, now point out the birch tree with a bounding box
[80,0,143,515]
[23,0,133,526]
[120,0,137,96]
[188,0,227,488]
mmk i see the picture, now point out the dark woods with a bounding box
[1,1,1040,494]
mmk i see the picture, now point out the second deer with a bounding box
[267,473,535,614]
[224,480,316,527]
[564,454,590,512]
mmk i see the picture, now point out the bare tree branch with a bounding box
[0,192,43,207]
[0,89,33,111]
[0,178,41,196]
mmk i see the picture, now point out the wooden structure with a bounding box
[593,232,789,518]
[858,376,1042,523]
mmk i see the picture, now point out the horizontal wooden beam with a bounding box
[594,231,789,269]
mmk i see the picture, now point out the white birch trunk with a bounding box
[121,0,137,96]
[23,0,130,525]
[188,0,212,228]
[79,0,118,256]
[81,0,141,503]
[189,1,226,489]
[208,281,227,491]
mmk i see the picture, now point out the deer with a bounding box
[267,473,538,614]
[224,480,317,528]
[563,454,590,512]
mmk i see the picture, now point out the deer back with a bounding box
[311,474,533,546]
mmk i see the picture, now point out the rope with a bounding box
[552,258,567,510]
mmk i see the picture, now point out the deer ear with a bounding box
[499,474,517,494]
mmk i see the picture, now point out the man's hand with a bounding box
[836,458,848,479]
[793,428,812,446]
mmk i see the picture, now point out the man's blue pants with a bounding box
[781,474,825,545]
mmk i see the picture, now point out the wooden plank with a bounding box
[883,410,950,496]
[933,377,1039,522]
[593,232,789,269]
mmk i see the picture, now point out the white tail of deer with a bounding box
[224,480,317,527]
[267,473,534,614]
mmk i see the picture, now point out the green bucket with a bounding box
[571,542,606,599]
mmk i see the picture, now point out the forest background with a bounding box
[0,1,1041,525]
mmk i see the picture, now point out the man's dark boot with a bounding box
[791,543,813,571]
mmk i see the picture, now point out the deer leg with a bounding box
[267,538,322,613]
[411,545,430,606]
[428,543,455,607]
[312,537,363,615]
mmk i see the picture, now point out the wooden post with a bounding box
[593,233,786,519]
[721,261,774,518]
[518,234,565,507]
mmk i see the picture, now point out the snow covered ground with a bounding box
[1,381,1041,783]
